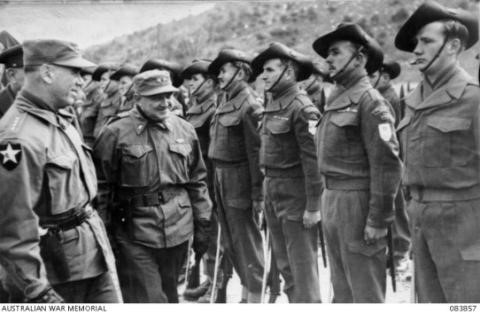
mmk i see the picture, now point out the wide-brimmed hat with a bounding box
[395,1,478,52]
[133,69,179,96]
[251,42,313,81]
[139,59,183,87]
[380,61,401,79]
[181,59,212,80]
[110,65,138,81]
[208,48,252,77]
[23,39,95,69]
[313,23,384,74]
[0,45,23,68]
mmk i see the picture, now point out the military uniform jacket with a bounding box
[260,83,322,213]
[185,91,217,159]
[208,81,264,201]
[0,84,17,119]
[0,91,117,299]
[93,106,212,249]
[93,89,122,139]
[315,72,402,228]
[397,66,480,199]
[379,84,402,126]
[80,82,104,146]
[306,81,327,114]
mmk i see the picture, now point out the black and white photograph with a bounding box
[0,0,478,310]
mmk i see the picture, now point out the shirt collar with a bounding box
[132,105,170,134]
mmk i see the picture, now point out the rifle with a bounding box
[317,222,327,268]
[267,250,281,303]
[186,253,201,290]
[387,226,396,292]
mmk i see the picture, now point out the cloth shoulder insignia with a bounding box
[0,141,22,170]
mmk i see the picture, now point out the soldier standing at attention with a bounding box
[0,45,24,119]
[313,23,402,302]
[252,42,322,303]
[395,1,480,302]
[93,65,121,139]
[0,39,121,303]
[207,49,265,303]
[109,65,138,114]
[181,59,223,302]
[93,70,212,303]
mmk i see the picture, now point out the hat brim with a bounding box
[139,85,179,96]
[53,56,96,70]
[251,50,313,82]
[395,2,479,52]
[313,25,383,74]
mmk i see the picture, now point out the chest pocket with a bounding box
[263,117,292,156]
[45,152,78,214]
[120,145,154,187]
[326,111,363,157]
[423,116,473,168]
[215,113,245,157]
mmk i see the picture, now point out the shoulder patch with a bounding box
[0,142,22,170]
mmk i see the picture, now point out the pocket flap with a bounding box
[266,118,291,134]
[47,153,76,170]
[219,114,241,127]
[169,143,192,157]
[122,145,153,158]
[427,117,471,133]
[330,112,358,127]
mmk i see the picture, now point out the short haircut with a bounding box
[279,58,300,80]
[232,61,252,82]
[440,19,469,51]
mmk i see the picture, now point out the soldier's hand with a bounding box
[193,219,211,258]
[303,210,321,229]
[364,225,388,245]
[29,287,64,303]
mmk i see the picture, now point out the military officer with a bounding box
[140,59,185,116]
[93,65,121,139]
[207,49,264,303]
[181,59,223,302]
[93,70,212,303]
[395,1,480,302]
[369,61,403,124]
[313,23,402,302]
[109,65,138,113]
[252,42,322,302]
[0,45,24,119]
[0,39,121,303]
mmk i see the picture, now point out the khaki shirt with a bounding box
[0,91,112,299]
[316,72,402,228]
[260,83,322,214]
[398,65,480,198]
[93,106,212,248]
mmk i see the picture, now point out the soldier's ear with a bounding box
[39,64,54,84]
[446,38,463,56]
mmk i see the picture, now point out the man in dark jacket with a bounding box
[0,45,24,119]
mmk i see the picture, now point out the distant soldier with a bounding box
[301,60,331,114]
[0,45,24,119]
[140,59,185,116]
[208,49,265,303]
[369,60,411,276]
[252,42,322,302]
[369,61,403,124]
[181,59,222,302]
[93,65,121,138]
[0,39,121,303]
[93,70,212,303]
[313,23,402,302]
[109,65,138,113]
[79,64,112,147]
[395,1,480,302]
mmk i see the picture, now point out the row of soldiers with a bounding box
[0,0,479,303]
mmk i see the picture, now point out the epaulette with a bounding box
[1,111,28,134]
[365,87,382,101]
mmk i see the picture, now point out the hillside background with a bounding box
[81,0,480,82]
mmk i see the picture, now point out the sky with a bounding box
[0,2,214,49]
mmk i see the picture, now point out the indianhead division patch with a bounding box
[0,142,22,171]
